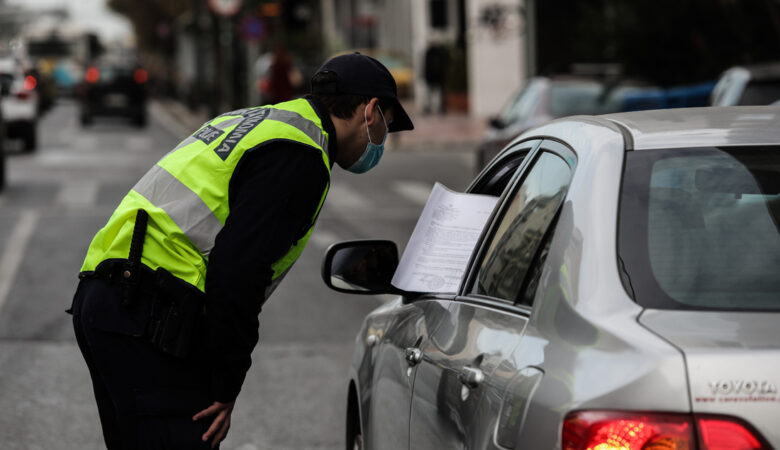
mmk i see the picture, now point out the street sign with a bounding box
[208,0,242,17]
[240,15,266,43]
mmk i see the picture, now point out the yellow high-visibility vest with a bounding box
[81,98,331,296]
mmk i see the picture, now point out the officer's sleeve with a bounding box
[205,142,329,403]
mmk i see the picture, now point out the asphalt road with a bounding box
[0,100,475,449]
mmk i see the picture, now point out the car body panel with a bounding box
[409,300,530,449]
[640,310,779,447]
[344,106,780,449]
[353,296,453,450]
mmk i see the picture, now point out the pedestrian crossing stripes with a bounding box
[391,180,433,206]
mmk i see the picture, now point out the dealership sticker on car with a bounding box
[695,380,779,403]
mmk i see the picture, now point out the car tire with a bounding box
[22,122,37,153]
[0,134,6,192]
[81,114,92,127]
[346,385,363,450]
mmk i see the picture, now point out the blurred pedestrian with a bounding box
[423,38,448,114]
[262,45,303,104]
[69,52,413,449]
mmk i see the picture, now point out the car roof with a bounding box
[599,106,780,149]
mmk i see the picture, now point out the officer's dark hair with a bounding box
[309,71,393,120]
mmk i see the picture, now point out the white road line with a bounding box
[149,102,191,140]
[0,210,39,313]
[56,180,100,207]
[126,136,152,152]
[391,180,433,206]
[310,230,339,248]
[326,184,371,210]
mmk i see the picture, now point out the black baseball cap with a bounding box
[311,52,414,132]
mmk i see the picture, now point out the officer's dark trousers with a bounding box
[71,278,215,450]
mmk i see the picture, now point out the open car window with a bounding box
[468,140,540,196]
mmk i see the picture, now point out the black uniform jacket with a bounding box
[205,98,336,402]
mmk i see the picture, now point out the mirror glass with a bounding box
[330,242,398,293]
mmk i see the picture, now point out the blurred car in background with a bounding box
[78,59,148,127]
[710,62,780,106]
[325,106,780,449]
[0,57,39,152]
[331,49,413,99]
[475,76,654,170]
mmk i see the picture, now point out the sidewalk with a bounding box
[152,98,487,153]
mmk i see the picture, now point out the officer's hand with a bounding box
[193,400,236,448]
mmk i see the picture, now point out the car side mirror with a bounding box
[321,240,400,295]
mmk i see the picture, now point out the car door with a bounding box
[409,139,577,449]
[365,296,452,450]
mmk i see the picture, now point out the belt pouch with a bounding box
[147,268,205,359]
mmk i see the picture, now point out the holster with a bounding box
[84,208,206,360]
[145,267,205,359]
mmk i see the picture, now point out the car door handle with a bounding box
[405,347,423,366]
[458,367,485,389]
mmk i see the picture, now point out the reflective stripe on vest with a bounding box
[81,99,331,292]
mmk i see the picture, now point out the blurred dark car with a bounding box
[78,60,148,127]
[710,62,780,106]
[475,76,656,170]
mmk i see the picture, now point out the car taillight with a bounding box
[24,75,36,91]
[697,416,765,450]
[133,68,148,84]
[85,67,99,83]
[563,411,694,450]
[563,411,769,450]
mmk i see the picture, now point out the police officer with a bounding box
[70,53,413,449]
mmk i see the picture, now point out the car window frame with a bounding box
[459,138,578,309]
[467,139,541,196]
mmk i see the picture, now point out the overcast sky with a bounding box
[8,0,133,43]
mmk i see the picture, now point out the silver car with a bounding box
[323,106,780,449]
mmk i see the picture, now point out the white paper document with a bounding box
[392,183,499,293]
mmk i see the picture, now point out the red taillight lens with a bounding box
[15,91,30,99]
[698,417,764,450]
[563,411,769,450]
[133,68,148,84]
[85,67,99,83]
[563,411,695,450]
[23,75,36,91]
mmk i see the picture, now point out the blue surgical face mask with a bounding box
[347,104,388,174]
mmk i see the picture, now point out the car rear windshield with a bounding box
[618,146,780,311]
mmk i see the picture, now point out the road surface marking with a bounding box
[392,180,433,205]
[56,180,100,207]
[149,101,192,141]
[0,210,38,314]
[326,184,371,210]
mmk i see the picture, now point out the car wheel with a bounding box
[23,123,37,153]
[81,114,92,127]
[346,385,363,450]
[0,134,6,192]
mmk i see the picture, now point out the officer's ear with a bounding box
[363,98,381,126]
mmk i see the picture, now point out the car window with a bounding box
[470,147,574,302]
[739,80,780,105]
[496,80,544,127]
[618,146,780,311]
[468,141,539,196]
